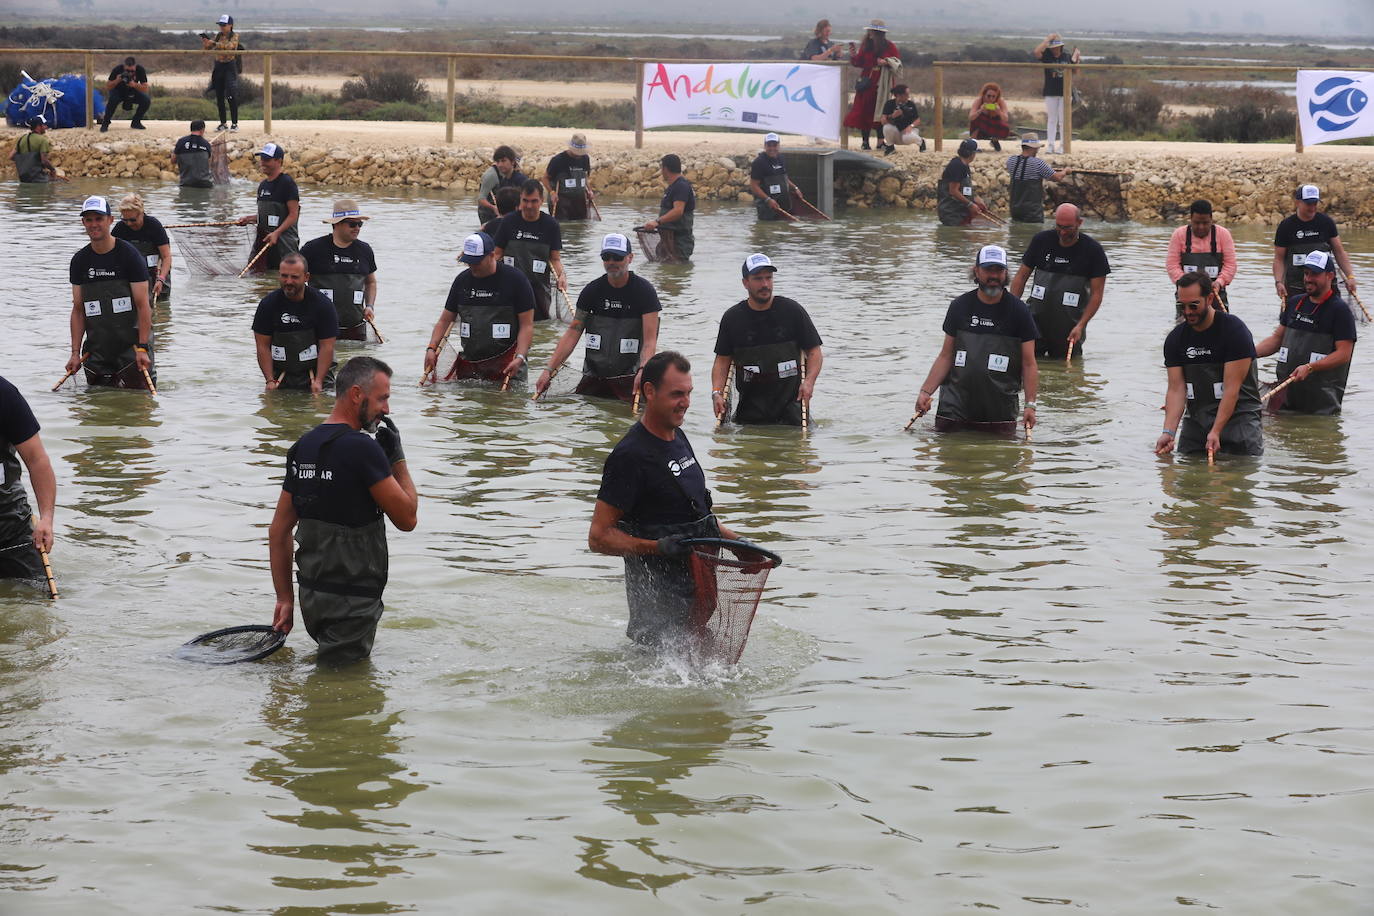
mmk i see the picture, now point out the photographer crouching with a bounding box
[100,57,151,132]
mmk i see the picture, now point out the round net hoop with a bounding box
[176,624,287,664]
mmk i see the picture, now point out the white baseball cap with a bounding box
[80,195,111,216]
[1297,184,1320,201]
[1302,250,1335,272]
[742,252,777,277]
[764,133,781,145]
[600,233,631,257]
[255,142,285,160]
[977,245,1008,267]
[217,14,232,25]
[460,232,494,264]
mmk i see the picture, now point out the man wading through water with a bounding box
[589,351,739,648]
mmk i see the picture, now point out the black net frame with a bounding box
[683,537,782,664]
[177,624,286,664]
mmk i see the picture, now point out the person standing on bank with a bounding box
[493,179,567,322]
[712,253,823,427]
[476,145,526,224]
[589,350,740,647]
[1272,184,1356,302]
[1011,203,1110,359]
[938,139,994,226]
[252,253,339,393]
[236,143,300,273]
[544,133,596,222]
[1005,134,1068,223]
[535,233,660,402]
[879,84,924,154]
[11,115,59,183]
[1254,251,1357,415]
[1156,271,1263,458]
[200,14,242,132]
[98,56,150,132]
[269,356,417,665]
[749,133,806,221]
[915,245,1039,435]
[0,376,56,584]
[641,154,696,262]
[422,232,535,386]
[842,20,900,151]
[802,19,846,61]
[1034,33,1079,154]
[301,200,378,342]
[1166,199,1236,312]
[67,195,154,390]
[170,119,214,189]
[111,194,172,303]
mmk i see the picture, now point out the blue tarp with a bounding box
[7,75,105,128]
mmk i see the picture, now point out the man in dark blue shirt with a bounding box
[1255,250,1357,415]
[251,253,339,392]
[641,154,696,262]
[0,377,56,583]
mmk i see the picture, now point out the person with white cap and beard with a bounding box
[1272,184,1357,303]
[748,133,807,221]
[1254,250,1357,415]
[301,199,379,342]
[915,245,1039,435]
[543,133,596,221]
[66,195,155,389]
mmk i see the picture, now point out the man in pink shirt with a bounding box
[1166,199,1236,315]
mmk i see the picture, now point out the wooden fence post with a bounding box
[446,57,456,144]
[634,60,644,149]
[262,53,272,133]
[933,65,943,153]
[84,53,93,129]
[1063,67,1073,154]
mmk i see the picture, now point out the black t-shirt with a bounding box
[251,287,340,339]
[1281,290,1358,341]
[69,239,149,286]
[576,273,661,317]
[1164,311,1256,368]
[941,156,971,190]
[598,422,710,526]
[942,290,1040,341]
[660,176,695,219]
[300,235,377,277]
[1273,212,1339,249]
[714,296,823,355]
[174,134,213,157]
[545,151,591,184]
[1041,50,1065,97]
[111,214,170,249]
[1020,231,1112,278]
[444,263,535,315]
[750,152,788,182]
[0,376,40,449]
[284,423,392,528]
[257,172,300,206]
[493,211,563,253]
[108,64,148,85]
[882,98,919,130]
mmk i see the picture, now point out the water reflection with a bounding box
[709,428,820,533]
[63,389,161,532]
[1153,453,1262,562]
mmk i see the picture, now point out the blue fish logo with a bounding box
[1309,76,1369,132]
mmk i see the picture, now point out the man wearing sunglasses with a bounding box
[301,200,379,342]
[1010,203,1110,360]
[534,234,660,403]
[99,56,150,132]
[1156,271,1262,458]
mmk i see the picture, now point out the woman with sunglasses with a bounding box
[301,200,379,342]
[111,193,172,303]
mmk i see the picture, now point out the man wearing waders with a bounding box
[0,376,56,584]
[269,356,417,665]
[543,133,595,222]
[171,120,214,189]
[1167,199,1236,313]
[1272,185,1357,304]
[711,254,823,427]
[1156,272,1263,458]
[236,143,300,272]
[252,253,338,393]
[589,351,739,647]
[534,233,660,403]
[66,196,155,390]
[422,232,535,386]
[301,199,378,342]
[938,139,994,226]
[492,179,567,322]
[111,193,172,303]
[11,115,58,183]
[915,245,1039,435]
[1254,251,1357,415]
[642,154,696,262]
[1011,203,1110,360]
[749,133,806,221]
[1005,134,1068,223]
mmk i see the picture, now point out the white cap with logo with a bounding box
[460,232,494,264]
[1302,250,1335,272]
[742,252,777,277]
[764,133,781,144]
[80,195,111,215]
[977,245,1008,267]
[600,233,631,256]
[1298,184,1320,201]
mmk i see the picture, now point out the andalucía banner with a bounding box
[1297,70,1374,147]
[640,62,841,140]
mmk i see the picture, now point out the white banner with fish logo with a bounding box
[640,62,841,140]
[1297,70,1374,146]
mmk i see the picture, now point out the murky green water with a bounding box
[2,176,1372,913]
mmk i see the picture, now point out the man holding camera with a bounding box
[100,57,150,132]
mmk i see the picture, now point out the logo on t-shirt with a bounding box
[667,455,697,477]
[969,315,994,328]
[515,229,542,241]
[279,312,302,325]
[1295,229,1320,240]
[1185,345,1212,359]
[603,298,625,312]
[87,266,117,279]
[467,287,495,300]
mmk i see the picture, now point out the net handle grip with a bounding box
[681,537,782,568]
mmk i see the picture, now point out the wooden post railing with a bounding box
[933,65,944,153]
[633,62,644,149]
[262,54,273,134]
[1062,66,1073,154]
[446,56,456,144]
[83,53,93,129]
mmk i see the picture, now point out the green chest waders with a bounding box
[125,238,169,301]
[755,164,793,221]
[1009,156,1044,223]
[1179,229,1227,310]
[554,166,590,220]
[937,175,974,226]
[449,302,522,383]
[80,278,154,388]
[731,339,804,426]
[296,511,389,665]
[1282,239,1333,298]
[936,329,1023,429]
[1025,267,1090,359]
[177,149,213,188]
[1273,311,1348,415]
[619,513,720,647]
[580,312,643,381]
[1180,360,1263,455]
[658,203,694,261]
[13,134,48,183]
[256,196,298,271]
[313,272,367,339]
[0,434,38,553]
[502,234,553,321]
[271,326,326,390]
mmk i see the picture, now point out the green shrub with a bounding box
[150,96,219,121]
[1190,88,1294,143]
[1075,81,1164,137]
[365,101,441,121]
[341,70,428,105]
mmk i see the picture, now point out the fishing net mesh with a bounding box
[211,135,230,184]
[1051,171,1128,222]
[176,626,285,664]
[634,228,684,264]
[174,224,255,276]
[687,542,778,664]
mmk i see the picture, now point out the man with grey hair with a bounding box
[269,356,418,665]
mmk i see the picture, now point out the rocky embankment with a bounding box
[32,132,1374,228]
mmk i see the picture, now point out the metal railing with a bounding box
[932,60,1305,153]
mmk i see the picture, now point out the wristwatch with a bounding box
[1024,400,1037,410]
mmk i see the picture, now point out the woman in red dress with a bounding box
[968,82,1013,150]
[843,20,900,151]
